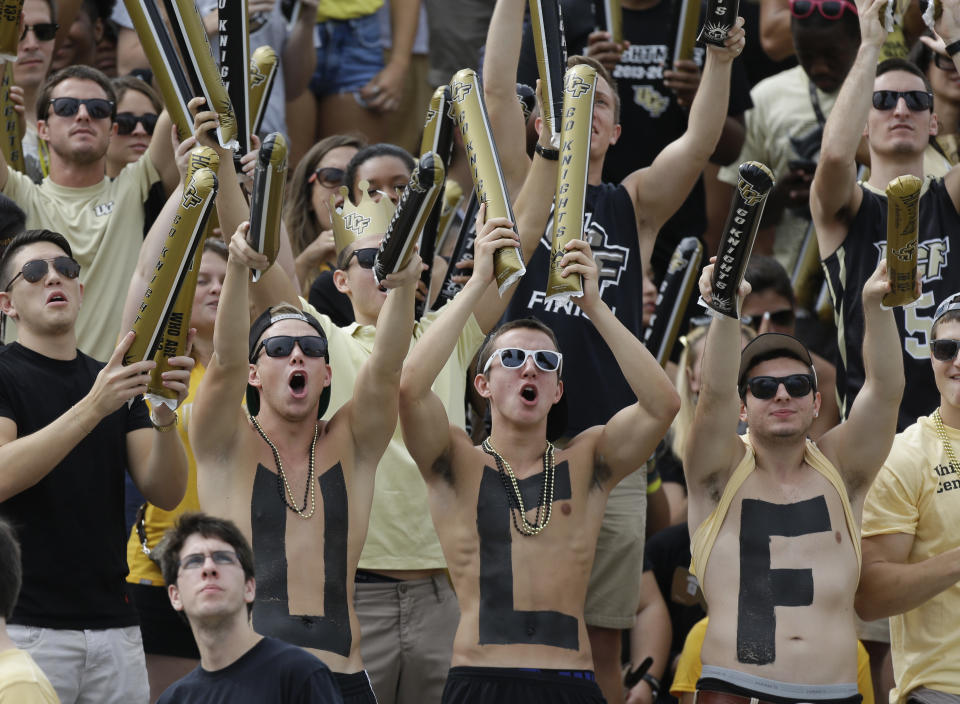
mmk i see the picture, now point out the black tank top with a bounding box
[822,179,960,430]
[502,183,643,436]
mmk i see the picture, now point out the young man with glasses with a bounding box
[0,64,179,362]
[13,0,57,181]
[856,292,960,704]
[155,512,342,702]
[396,228,679,703]
[685,258,901,704]
[189,221,422,703]
[0,228,193,703]
[812,0,960,430]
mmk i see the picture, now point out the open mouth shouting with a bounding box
[289,370,308,398]
[520,384,539,405]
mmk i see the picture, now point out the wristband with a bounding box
[642,673,661,698]
[150,408,178,433]
[947,40,960,57]
[535,143,559,161]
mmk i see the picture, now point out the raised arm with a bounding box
[818,262,903,493]
[810,0,886,257]
[567,240,680,487]
[283,0,321,100]
[932,0,960,206]
[624,23,745,238]
[146,110,181,195]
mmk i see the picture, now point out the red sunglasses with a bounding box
[789,0,858,20]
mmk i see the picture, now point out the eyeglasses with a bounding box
[20,22,58,41]
[308,166,345,188]
[48,97,115,120]
[345,247,377,269]
[931,339,960,361]
[741,373,816,400]
[179,550,239,571]
[789,0,857,20]
[482,347,563,375]
[252,335,328,361]
[872,90,934,112]
[4,256,80,291]
[933,53,957,72]
[742,309,795,330]
[116,111,158,135]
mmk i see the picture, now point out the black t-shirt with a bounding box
[0,342,150,629]
[308,271,355,328]
[502,183,643,436]
[644,522,705,660]
[156,637,342,704]
[517,0,596,89]
[822,180,960,430]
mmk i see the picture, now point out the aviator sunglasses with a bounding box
[252,335,328,362]
[741,374,816,400]
[20,22,59,41]
[789,0,857,20]
[48,97,115,120]
[482,348,563,375]
[872,90,934,111]
[4,256,80,291]
[116,112,158,135]
[179,550,239,571]
[931,339,960,362]
[308,166,346,188]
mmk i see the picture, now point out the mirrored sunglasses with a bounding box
[482,347,563,375]
[253,335,328,361]
[49,96,114,120]
[4,256,80,291]
[179,550,239,570]
[872,90,933,111]
[116,112,158,135]
[742,373,815,400]
[931,339,960,362]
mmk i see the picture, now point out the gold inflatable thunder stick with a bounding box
[122,0,193,137]
[450,68,526,293]
[673,0,702,63]
[248,132,287,282]
[0,0,25,62]
[706,161,776,318]
[546,64,596,303]
[0,62,23,172]
[597,0,622,44]
[528,0,567,147]
[643,237,703,367]
[248,46,278,137]
[162,0,239,149]
[218,0,251,155]
[883,175,922,308]
[125,167,218,368]
[700,0,738,47]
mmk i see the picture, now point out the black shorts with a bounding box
[442,666,607,703]
[127,582,200,659]
[334,671,378,704]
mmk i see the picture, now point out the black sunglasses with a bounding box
[933,53,957,72]
[743,309,795,330]
[309,166,346,188]
[252,335,328,361]
[931,338,960,362]
[49,97,115,120]
[872,90,933,112]
[742,374,816,400]
[346,247,377,269]
[116,112,158,136]
[5,256,80,291]
[20,22,58,41]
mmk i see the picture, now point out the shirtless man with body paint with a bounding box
[397,226,680,703]
[685,259,903,704]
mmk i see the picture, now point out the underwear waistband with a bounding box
[699,665,859,702]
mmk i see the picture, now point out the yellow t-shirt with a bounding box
[3,157,161,362]
[862,413,960,704]
[0,649,59,704]
[316,0,383,22]
[126,363,207,586]
[302,298,485,570]
[670,617,873,704]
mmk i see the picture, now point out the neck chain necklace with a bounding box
[249,414,318,519]
[934,409,959,475]
[481,438,555,536]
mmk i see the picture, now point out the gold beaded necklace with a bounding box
[933,409,960,475]
[481,438,556,536]
[249,414,318,520]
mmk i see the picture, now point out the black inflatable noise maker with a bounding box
[703,161,775,318]
[249,46,279,137]
[528,0,567,147]
[125,167,218,370]
[431,192,480,312]
[248,132,288,282]
[0,0,24,61]
[546,63,597,303]
[374,152,446,286]
[421,85,456,167]
[450,68,526,293]
[699,0,738,47]
[883,175,922,308]
[596,0,623,44]
[218,0,251,156]
[0,63,23,172]
[123,0,193,137]
[643,237,703,366]
[673,0,701,63]
[162,0,238,149]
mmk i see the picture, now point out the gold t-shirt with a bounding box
[316,0,383,22]
[0,649,59,704]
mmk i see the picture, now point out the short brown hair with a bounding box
[567,54,620,124]
[477,318,561,377]
[37,65,117,123]
[111,75,162,113]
